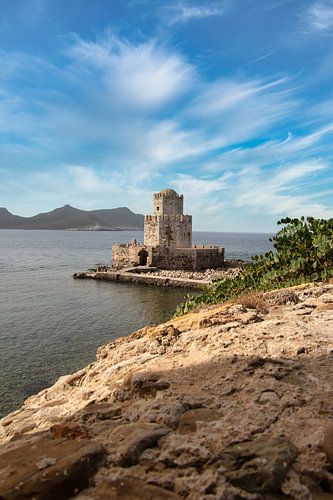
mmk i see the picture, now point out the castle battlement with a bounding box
[111,189,224,271]
[144,189,191,248]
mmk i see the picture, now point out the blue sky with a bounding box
[1,0,333,231]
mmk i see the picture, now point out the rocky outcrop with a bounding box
[74,260,245,289]
[1,282,333,499]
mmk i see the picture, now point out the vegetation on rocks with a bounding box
[176,216,333,315]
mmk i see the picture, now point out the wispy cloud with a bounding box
[171,172,231,195]
[205,123,333,172]
[66,33,195,111]
[234,160,332,218]
[189,76,293,116]
[165,1,229,24]
[303,1,333,32]
[187,76,298,146]
[247,52,275,65]
[1,24,333,229]
[67,166,118,194]
[169,173,230,221]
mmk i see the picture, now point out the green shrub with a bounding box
[175,216,333,316]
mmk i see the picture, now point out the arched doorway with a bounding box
[138,249,148,266]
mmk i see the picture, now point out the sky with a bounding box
[1,0,333,231]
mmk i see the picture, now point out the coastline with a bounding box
[1,281,333,498]
[73,259,245,290]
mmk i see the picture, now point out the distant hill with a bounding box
[0,205,144,230]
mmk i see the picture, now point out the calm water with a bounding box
[0,230,273,417]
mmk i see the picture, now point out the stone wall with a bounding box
[144,214,192,249]
[153,190,183,217]
[150,246,224,271]
[151,247,193,270]
[144,189,192,249]
[195,247,225,270]
[144,215,159,247]
[160,215,192,249]
[112,242,152,269]
[111,243,224,271]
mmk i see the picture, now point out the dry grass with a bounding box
[234,292,269,314]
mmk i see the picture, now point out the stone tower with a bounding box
[144,189,192,248]
[112,188,224,270]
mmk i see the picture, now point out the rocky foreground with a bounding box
[1,282,333,499]
[141,260,245,282]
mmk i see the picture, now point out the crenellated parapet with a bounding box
[144,189,192,248]
[111,189,224,271]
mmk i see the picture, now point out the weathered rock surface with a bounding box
[144,261,245,281]
[0,433,105,499]
[1,281,333,499]
[220,436,296,493]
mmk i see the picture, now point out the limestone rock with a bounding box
[220,436,296,493]
[123,371,170,398]
[109,423,170,466]
[50,422,90,439]
[91,476,180,499]
[258,390,280,404]
[177,408,221,434]
[0,434,105,499]
[1,281,333,499]
[323,424,333,468]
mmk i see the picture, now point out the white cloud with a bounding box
[204,122,333,172]
[234,160,332,218]
[166,1,229,24]
[66,34,195,111]
[0,166,154,216]
[171,172,231,194]
[168,173,231,225]
[199,122,333,222]
[247,52,275,65]
[67,166,114,193]
[145,120,217,164]
[265,160,326,188]
[303,1,333,32]
[0,34,301,179]
[189,77,290,116]
[1,29,333,229]
[187,76,298,146]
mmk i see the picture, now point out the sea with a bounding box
[0,230,273,417]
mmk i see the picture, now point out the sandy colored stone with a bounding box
[90,476,180,499]
[0,434,105,499]
[220,435,296,493]
[177,408,221,434]
[1,282,333,498]
[258,390,280,404]
[127,371,170,397]
[323,424,333,468]
[109,423,170,466]
[50,422,90,439]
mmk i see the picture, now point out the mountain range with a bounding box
[0,205,144,230]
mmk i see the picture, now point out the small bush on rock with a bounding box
[175,217,333,316]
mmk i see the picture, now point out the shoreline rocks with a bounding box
[1,281,333,498]
[74,259,246,290]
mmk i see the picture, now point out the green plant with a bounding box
[175,216,333,316]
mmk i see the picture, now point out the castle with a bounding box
[111,189,224,271]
